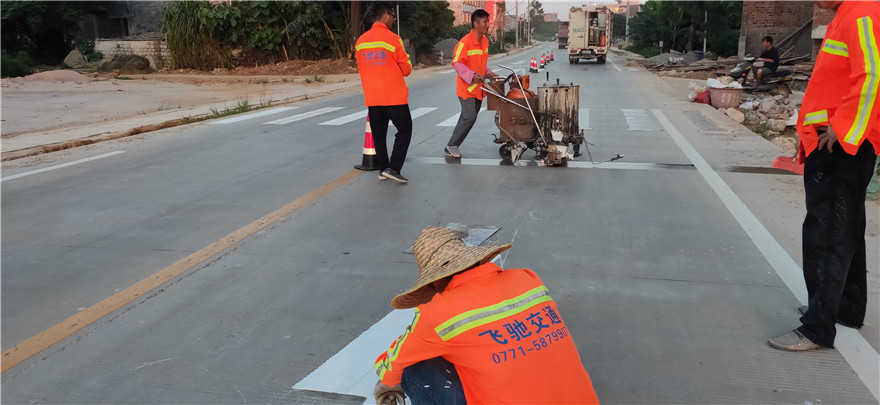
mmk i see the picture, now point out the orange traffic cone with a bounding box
[530,57,535,72]
[550,51,554,61]
[354,115,379,171]
[539,55,545,69]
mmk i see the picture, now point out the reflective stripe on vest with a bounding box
[399,38,412,67]
[453,43,466,63]
[804,110,829,125]
[375,309,421,380]
[844,16,879,146]
[467,82,480,92]
[467,49,484,56]
[434,286,552,341]
[822,39,849,57]
[356,41,396,52]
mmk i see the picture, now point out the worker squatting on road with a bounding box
[769,0,879,351]
[355,2,412,184]
[373,226,600,404]
[444,9,498,159]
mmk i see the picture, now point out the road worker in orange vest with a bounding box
[444,9,498,159]
[373,226,600,404]
[769,0,879,351]
[355,2,412,183]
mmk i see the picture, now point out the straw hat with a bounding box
[391,226,512,309]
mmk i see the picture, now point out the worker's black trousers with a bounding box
[797,141,876,348]
[368,105,412,173]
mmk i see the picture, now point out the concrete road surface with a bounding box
[2,44,878,404]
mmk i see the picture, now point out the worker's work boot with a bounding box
[768,330,822,351]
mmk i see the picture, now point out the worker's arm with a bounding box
[396,38,412,77]
[830,13,879,153]
[374,309,446,386]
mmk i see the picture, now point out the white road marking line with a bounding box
[319,110,367,126]
[441,69,455,74]
[410,107,438,120]
[210,107,297,124]
[292,309,416,405]
[265,107,344,125]
[1,151,126,183]
[579,108,591,130]
[437,108,487,127]
[608,58,622,72]
[622,109,657,130]
[652,109,880,402]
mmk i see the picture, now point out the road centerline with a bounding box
[1,151,126,182]
[0,169,363,373]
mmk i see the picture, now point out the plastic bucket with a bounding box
[708,87,743,109]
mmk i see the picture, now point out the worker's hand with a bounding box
[472,73,484,84]
[817,126,838,153]
[374,381,405,405]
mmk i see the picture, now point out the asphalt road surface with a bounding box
[2,44,878,404]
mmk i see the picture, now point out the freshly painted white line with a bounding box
[1,151,126,182]
[441,69,455,74]
[608,58,622,72]
[407,157,693,171]
[437,109,487,127]
[652,109,879,402]
[265,107,344,125]
[210,107,297,124]
[292,309,416,405]
[320,109,367,126]
[622,109,657,130]
[579,108,591,129]
[409,107,438,120]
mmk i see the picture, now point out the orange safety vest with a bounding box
[355,23,412,107]
[797,1,880,157]
[375,263,600,404]
[452,30,490,100]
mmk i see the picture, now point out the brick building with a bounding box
[447,0,504,40]
[739,1,834,61]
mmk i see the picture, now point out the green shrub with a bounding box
[1,50,34,77]
[488,41,506,55]
[72,39,95,56]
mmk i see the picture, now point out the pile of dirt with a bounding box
[222,58,357,76]
[18,70,92,82]
[99,55,154,74]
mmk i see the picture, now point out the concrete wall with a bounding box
[95,39,170,70]
[125,1,167,36]
[739,1,814,60]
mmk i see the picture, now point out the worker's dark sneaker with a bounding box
[445,145,461,158]
[382,169,408,184]
[768,330,822,351]
[797,306,863,329]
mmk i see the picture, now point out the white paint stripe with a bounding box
[652,109,880,402]
[265,107,344,125]
[319,110,367,126]
[1,151,126,182]
[608,57,622,72]
[437,113,460,127]
[579,108,591,129]
[512,60,525,65]
[441,69,455,74]
[292,309,416,405]
[408,157,691,171]
[409,107,437,120]
[437,108,487,127]
[623,109,657,130]
[210,107,297,124]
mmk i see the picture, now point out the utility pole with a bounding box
[526,0,531,45]
[625,0,630,46]
[702,9,707,53]
[396,4,400,36]
[516,0,519,48]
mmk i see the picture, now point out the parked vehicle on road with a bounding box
[568,6,612,64]
[558,21,569,49]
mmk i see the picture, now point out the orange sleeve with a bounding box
[832,12,880,154]
[374,309,446,386]
[396,37,412,77]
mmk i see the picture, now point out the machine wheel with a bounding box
[499,144,513,160]
[598,56,606,64]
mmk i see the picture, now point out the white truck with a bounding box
[568,5,613,64]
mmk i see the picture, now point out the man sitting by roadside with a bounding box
[752,36,780,85]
